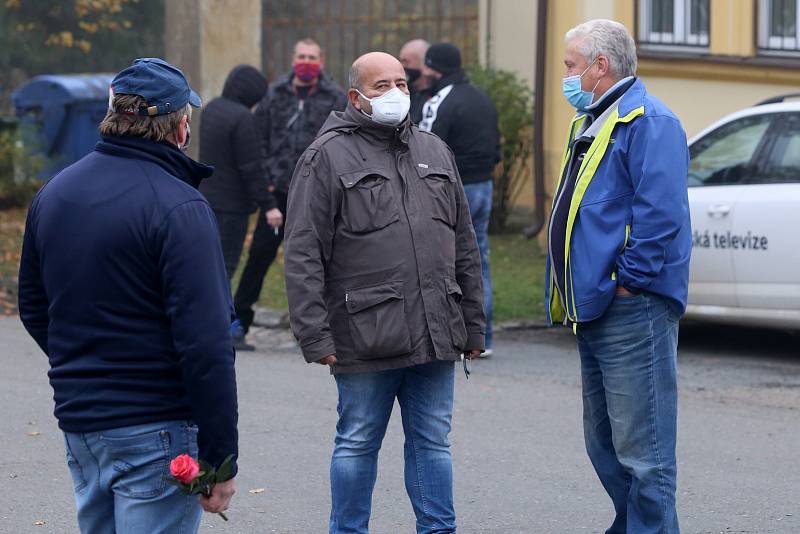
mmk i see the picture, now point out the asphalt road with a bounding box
[1,317,798,534]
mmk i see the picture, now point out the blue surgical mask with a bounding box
[562,59,599,110]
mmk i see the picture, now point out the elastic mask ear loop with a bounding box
[356,90,373,118]
[580,57,598,78]
[583,58,601,102]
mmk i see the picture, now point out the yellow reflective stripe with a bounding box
[562,139,604,304]
[569,260,578,321]
[552,115,587,210]
[547,256,565,323]
[611,272,616,281]
[547,114,585,323]
[549,271,566,323]
[562,115,585,168]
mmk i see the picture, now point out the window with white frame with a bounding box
[759,0,800,53]
[638,0,709,49]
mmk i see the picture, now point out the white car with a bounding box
[686,95,800,330]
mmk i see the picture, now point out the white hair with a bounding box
[565,19,637,79]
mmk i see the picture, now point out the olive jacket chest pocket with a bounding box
[417,165,457,227]
[338,170,400,233]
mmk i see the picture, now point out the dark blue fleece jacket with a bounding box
[18,135,238,472]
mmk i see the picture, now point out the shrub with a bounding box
[0,124,42,209]
[466,64,534,233]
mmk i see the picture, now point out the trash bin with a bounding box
[11,74,113,180]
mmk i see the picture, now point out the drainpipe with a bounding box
[524,0,548,239]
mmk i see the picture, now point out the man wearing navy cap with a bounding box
[19,57,238,532]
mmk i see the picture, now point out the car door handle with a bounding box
[707,204,731,217]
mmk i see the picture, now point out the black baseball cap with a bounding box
[110,57,201,117]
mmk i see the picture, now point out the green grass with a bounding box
[235,224,547,323]
[490,233,546,323]
[0,208,26,313]
[0,208,25,278]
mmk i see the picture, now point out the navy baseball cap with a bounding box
[110,57,201,116]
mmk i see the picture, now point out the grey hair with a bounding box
[348,63,360,91]
[99,94,191,143]
[565,19,637,79]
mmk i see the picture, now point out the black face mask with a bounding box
[404,67,421,85]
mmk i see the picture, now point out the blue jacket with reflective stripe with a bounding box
[545,78,692,325]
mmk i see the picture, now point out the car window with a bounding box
[760,112,800,184]
[688,114,773,187]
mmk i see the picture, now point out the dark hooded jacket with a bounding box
[254,71,347,193]
[199,65,275,213]
[422,70,501,184]
[284,105,485,374]
[18,135,239,473]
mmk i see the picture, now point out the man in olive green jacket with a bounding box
[283,52,483,533]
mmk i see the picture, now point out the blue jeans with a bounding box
[463,180,493,348]
[63,420,203,534]
[330,361,455,534]
[576,293,681,534]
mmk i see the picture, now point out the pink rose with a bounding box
[170,454,200,484]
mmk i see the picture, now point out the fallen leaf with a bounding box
[249,488,266,494]
[28,431,41,437]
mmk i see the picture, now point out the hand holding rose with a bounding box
[168,454,236,521]
[199,478,236,515]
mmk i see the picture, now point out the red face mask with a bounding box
[293,62,321,83]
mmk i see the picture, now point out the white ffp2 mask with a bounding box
[357,87,410,126]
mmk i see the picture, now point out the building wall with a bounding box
[478,0,538,208]
[709,0,756,57]
[166,0,261,104]
[165,0,261,158]
[198,0,262,103]
[479,0,537,88]
[480,0,800,227]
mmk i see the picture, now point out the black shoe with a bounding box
[234,338,255,352]
[233,327,255,352]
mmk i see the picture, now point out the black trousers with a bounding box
[234,191,288,332]
[213,210,250,281]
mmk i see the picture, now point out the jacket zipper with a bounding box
[547,115,585,323]
[548,148,585,322]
